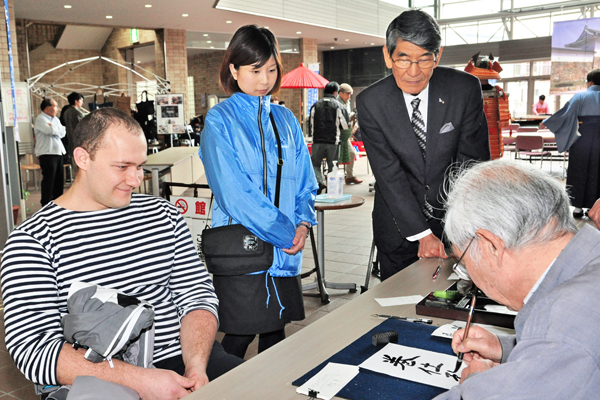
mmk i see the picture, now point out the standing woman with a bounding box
[199,25,318,358]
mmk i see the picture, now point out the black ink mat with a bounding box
[292,319,456,400]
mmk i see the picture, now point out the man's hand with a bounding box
[417,233,447,259]
[459,354,499,383]
[184,364,210,392]
[539,122,546,129]
[452,325,502,364]
[283,225,308,255]
[136,368,196,400]
[589,198,600,229]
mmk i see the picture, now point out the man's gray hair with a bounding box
[444,160,577,256]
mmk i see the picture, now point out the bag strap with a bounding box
[269,112,283,209]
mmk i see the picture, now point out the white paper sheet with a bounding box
[296,362,360,400]
[375,295,424,307]
[432,320,516,339]
[359,343,465,389]
[484,304,518,315]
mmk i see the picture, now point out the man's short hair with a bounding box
[40,98,53,111]
[539,94,546,101]
[444,160,577,258]
[386,10,442,58]
[587,69,600,85]
[73,108,143,160]
[324,82,340,95]
[219,25,283,95]
[67,92,84,106]
[339,83,353,94]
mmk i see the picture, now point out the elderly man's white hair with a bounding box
[444,160,577,258]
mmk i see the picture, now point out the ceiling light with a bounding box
[137,60,141,63]
[226,20,232,24]
[265,26,269,29]
[330,47,335,49]
[345,39,350,41]
[64,5,72,8]
[203,33,209,37]
[296,31,302,34]
[370,43,375,45]
[210,46,214,49]
[207,41,212,43]
[182,14,189,17]
[145,4,152,7]
[106,15,113,19]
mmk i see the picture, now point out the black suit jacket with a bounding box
[356,67,490,253]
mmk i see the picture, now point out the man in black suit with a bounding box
[356,10,490,281]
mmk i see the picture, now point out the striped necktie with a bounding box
[411,97,426,160]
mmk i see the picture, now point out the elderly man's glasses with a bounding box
[392,57,436,69]
[452,238,474,281]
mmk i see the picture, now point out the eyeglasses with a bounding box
[392,57,436,69]
[452,238,474,281]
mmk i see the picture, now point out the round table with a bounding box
[303,196,365,300]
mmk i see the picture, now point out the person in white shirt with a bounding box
[34,98,66,205]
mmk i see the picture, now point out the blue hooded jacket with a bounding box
[199,92,318,278]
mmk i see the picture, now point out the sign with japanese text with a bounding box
[170,195,212,257]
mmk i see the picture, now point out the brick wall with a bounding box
[0,0,20,82]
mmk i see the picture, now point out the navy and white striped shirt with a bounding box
[1,194,218,385]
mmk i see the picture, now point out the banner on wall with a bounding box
[2,82,29,126]
[156,94,185,134]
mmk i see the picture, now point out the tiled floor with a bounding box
[0,153,591,399]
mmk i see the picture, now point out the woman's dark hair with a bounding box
[220,25,283,95]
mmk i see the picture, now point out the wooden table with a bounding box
[303,196,365,294]
[188,257,457,400]
[143,147,203,196]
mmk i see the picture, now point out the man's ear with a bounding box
[383,46,393,69]
[476,229,505,267]
[72,147,91,172]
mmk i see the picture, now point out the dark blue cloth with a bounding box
[292,319,456,400]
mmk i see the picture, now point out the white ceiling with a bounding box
[14,0,399,52]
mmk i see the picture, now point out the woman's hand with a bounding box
[282,225,309,255]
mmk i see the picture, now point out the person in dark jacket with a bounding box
[309,82,348,192]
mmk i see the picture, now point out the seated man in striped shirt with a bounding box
[1,108,242,400]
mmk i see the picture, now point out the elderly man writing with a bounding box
[434,160,600,399]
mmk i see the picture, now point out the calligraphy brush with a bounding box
[453,289,477,373]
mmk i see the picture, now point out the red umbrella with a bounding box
[281,63,329,89]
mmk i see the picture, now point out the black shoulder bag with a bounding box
[201,113,283,276]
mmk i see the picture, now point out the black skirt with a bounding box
[213,273,305,335]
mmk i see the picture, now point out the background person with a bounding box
[62,92,89,159]
[435,160,599,399]
[2,108,242,400]
[542,69,600,218]
[309,81,348,194]
[200,25,318,359]
[532,94,550,115]
[356,10,490,281]
[337,83,362,185]
[34,98,67,206]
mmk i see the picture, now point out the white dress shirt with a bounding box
[34,112,66,156]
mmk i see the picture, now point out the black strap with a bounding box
[270,112,283,208]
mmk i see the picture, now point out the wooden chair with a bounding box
[516,135,552,169]
[517,126,539,133]
[19,142,41,191]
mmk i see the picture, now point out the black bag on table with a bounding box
[201,113,283,276]
[136,90,155,120]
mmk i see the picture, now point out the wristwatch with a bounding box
[296,222,311,237]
